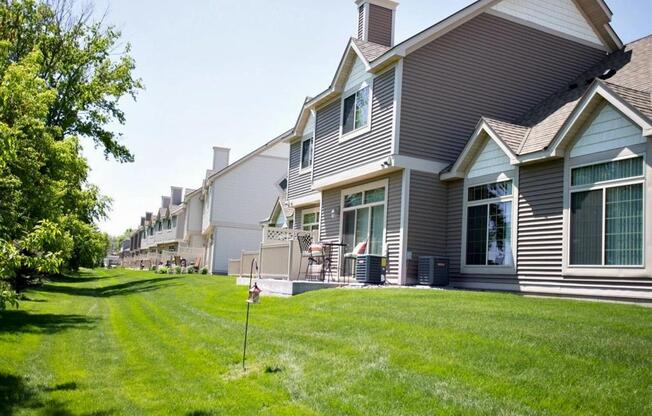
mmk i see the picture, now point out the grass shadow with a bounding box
[0,373,39,415]
[37,277,183,299]
[0,311,97,335]
[0,373,112,416]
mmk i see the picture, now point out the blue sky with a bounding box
[86,0,652,236]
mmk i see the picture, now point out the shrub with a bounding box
[200,267,209,275]
[157,266,168,274]
[175,266,182,274]
[187,267,195,275]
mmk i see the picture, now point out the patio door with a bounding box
[341,182,387,275]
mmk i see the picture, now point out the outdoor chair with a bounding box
[297,234,325,281]
[343,240,367,282]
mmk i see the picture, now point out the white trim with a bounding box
[562,151,649,276]
[485,7,607,51]
[460,171,518,276]
[442,119,519,180]
[339,82,373,143]
[287,192,321,208]
[451,82,652,170]
[391,59,403,155]
[391,154,450,174]
[355,0,399,11]
[398,169,410,285]
[312,158,399,190]
[549,83,652,156]
[369,0,619,71]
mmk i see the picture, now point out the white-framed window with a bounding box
[463,179,515,268]
[340,83,371,141]
[300,134,314,171]
[340,180,387,256]
[301,208,320,232]
[171,216,177,228]
[568,155,645,267]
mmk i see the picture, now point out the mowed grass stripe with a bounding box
[1,268,651,415]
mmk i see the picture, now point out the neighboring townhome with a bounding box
[200,133,290,274]
[124,187,205,268]
[281,0,651,300]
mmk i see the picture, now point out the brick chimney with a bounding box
[212,146,230,172]
[355,0,398,47]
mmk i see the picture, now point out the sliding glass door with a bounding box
[342,186,386,256]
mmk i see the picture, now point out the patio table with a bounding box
[318,241,347,282]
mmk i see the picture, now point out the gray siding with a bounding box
[445,180,463,278]
[399,13,606,163]
[367,4,393,47]
[319,172,402,279]
[313,68,395,182]
[406,172,448,279]
[358,5,364,40]
[517,159,564,278]
[385,172,402,278]
[287,140,313,200]
[293,206,302,230]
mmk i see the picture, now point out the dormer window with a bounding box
[341,85,370,138]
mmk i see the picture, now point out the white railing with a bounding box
[262,226,318,243]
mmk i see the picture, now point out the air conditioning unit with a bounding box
[418,257,449,286]
[355,255,385,284]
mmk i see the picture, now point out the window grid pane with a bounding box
[487,202,512,265]
[344,192,363,208]
[301,138,312,169]
[605,184,643,265]
[342,94,356,134]
[364,188,385,204]
[466,205,488,265]
[354,87,370,130]
[369,205,385,255]
[468,181,513,202]
[571,157,643,186]
[570,190,603,265]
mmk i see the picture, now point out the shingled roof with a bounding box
[352,38,391,62]
[480,35,652,156]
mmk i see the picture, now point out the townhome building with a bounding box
[199,134,290,274]
[123,187,204,268]
[281,0,651,300]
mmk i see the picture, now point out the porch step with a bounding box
[236,277,343,296]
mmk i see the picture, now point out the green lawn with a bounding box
[0,269,650,415]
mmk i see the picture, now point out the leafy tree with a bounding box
[108,228,132,253]
[0,0,141,303]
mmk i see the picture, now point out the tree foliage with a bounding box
[0,0,141,308]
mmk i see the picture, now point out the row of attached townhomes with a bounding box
[120,136,289,274]
[126,0,652,302]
